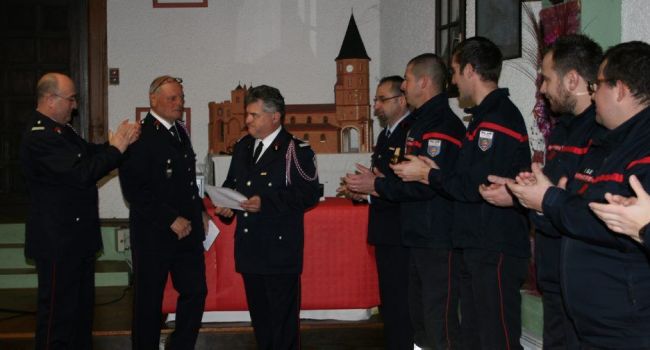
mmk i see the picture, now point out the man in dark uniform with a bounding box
[339,75,414,350]
[393,38,531,350]
[509,41,650,349]
[214,85,320,350]
[347,54,465,349]
[481,34,603,349]
[524,35,602,349]
[119,75,207,350]
[20,72,140,349]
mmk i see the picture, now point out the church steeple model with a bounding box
[334,13,372,152]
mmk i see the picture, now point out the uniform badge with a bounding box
[478,130,494,151]
[427,139,442,157]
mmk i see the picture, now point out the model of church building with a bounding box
[208,14,373,154]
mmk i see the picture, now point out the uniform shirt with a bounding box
[222,128,320,274]
[252,126,281,161]
[375,93,465,248]
[542,106,650,348]
[119,113,205,255]
[428,88,531,257]
[20,110,122,260]
[532,104,604,237]
[366,113,412,246]
[531,104,604,290]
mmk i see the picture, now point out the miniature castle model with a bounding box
[208,14,372,154]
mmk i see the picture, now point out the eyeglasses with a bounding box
[373,95,401,103]
[149,76,183,94]
[588,78,616,94]
[51,93,77,103]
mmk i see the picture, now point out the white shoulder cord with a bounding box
[285,140,318,185]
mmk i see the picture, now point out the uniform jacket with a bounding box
[20,111,122,260]
[429,88,531,257]
[542,106,650,348]
[119,113,205,255]
[532,104,604,290]
[222,128,320,274]
[367,114,412,246]
[375,93,465,248]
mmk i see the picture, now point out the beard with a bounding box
[374,111,388,128]
[549,86,576,115]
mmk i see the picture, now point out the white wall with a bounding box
[100,0,380,218]
[106,0,380,158]
[379,0,436,78]
[622,0,650,42]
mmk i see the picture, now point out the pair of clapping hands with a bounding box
[108,119,141,153]
[389,155,650,242]
[481,162,650,243]
[337,164,384,201]
[338,154,442,200]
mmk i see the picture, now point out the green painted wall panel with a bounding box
[540,0,621,49]
[580,0,621,50]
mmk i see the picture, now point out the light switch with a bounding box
[109,68,119,85]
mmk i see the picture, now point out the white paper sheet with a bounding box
[203,219,220,251]
[205,185,247,210]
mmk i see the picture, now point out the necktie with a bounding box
[385,129,391,139]
[252,141,264,163]
[171,124,181,142]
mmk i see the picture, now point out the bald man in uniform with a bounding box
[21,72,140,349]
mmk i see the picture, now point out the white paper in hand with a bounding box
[203,219,219,251]
[205,185,247,210]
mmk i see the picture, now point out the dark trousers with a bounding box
[539,285,579,350]
[409,247,460,350]
[536,234,579,350]
[458,249,528,350]
[375,244,413,350]
[131,249,206,350]
[35,256,95,350]
[242,273,301,350]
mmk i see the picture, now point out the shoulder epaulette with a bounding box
[293,136,311,147]
[31,119,45,131]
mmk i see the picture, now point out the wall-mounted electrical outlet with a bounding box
[117,228,130,252]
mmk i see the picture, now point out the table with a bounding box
[162,197,380,318]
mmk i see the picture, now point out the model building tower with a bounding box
[208,13,372,154]
[334,13,372,152]
[208,83,249,154]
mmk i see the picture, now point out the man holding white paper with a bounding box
[214,85,320,350]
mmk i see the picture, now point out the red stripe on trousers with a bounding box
[445,251,452,349]
[497,253,511,350]
[46,263,57,350]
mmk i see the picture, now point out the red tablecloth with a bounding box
[162,197,380,313]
